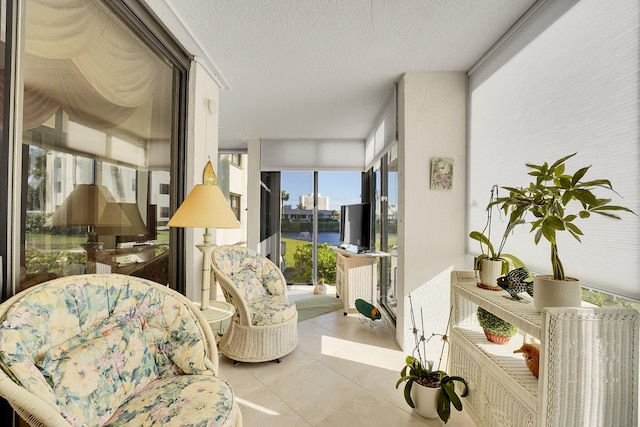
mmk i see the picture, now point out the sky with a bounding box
[281,171,362,211]
[281,171,398,211]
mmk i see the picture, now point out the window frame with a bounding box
[1,0,191,298]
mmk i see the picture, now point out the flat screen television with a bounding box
[339,202,372,252]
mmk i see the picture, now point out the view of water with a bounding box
[281,232,341,246]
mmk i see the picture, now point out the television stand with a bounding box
[332,247,390,315]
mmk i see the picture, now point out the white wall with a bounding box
[396,73,467,358]
[246,138,262,252]
[215,154,248,246]
[184,60,220,303]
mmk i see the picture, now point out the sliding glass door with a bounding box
[2,0,189,295]
[280,171,361,285]
[372,145,398,320]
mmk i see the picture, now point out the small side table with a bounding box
[195,300,235,336]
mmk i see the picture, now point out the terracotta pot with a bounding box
[533,275,582,311]
[410,382,440,418]
[477,259,504,289]
[483,330,512,345]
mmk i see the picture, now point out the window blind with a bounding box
[365,85,397,169]
[260,139,365,171]
[467,0,639,300]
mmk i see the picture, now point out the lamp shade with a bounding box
[45,184,130,227]
[168,161,240,229]
[93,203,148,236]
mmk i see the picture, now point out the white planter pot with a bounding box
[478,259,504,289]
[411,383,440,418]
[533,275,582,311]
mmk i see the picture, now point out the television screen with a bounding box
[339,202,372,251]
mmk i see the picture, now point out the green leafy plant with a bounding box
[477,307,518,337]
[293,242,336,283]
[396,356,469,424]
[470,185,525,275]
[490,153,636,280]
[395,296,468,424]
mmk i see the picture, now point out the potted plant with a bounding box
[396,296,469,423]
[490,153,636,310]
[477,307,518,344]
[470,185,526,290]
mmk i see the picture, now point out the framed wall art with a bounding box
[430,157,454,190]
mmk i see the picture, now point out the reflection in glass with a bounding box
[20,0,172,289]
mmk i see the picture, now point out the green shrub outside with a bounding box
[293,242,336,284]
[25,251,87,276]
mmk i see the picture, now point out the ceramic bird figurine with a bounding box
[514,343,540,378]
[497,267,533,301]
[355,298,381,320]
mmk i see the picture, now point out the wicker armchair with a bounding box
[0,274,241,426]
[211,246,298,363]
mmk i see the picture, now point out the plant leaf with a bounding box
[403,379,415,408]
[572,166,590,185]
[441,379,462,411]
[437,386,451,424]
[541,224,556,244]
[544,216,565,230]
[549,153,576,170]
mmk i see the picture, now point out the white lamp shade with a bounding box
[94,203,148,236]
[45,184,129,227]
[168,184,240,229]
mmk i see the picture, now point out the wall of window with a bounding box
[1,0,190,296]
[467,0,639,301]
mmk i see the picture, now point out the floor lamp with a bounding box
[168,160,240,312]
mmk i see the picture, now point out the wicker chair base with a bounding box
[219,312,299,363]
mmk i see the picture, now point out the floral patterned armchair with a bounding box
[0,274,242,426]
[210,246,298,364]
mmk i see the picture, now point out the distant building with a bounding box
[282,206,333,221]
[300,193,329,210]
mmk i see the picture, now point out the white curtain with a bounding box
[18,0,161,129]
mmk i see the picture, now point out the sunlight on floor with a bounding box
[234,397,280,416]
[321,335,403,371]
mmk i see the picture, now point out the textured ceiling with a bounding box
[147,0,538,149]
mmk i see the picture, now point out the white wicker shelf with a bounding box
[452,326,538,398]
[451,271,542,337]
[449,270,639,427]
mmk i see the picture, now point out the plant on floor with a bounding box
[489,153,636,281]
[477,307,518,344]
[395,296,468,423]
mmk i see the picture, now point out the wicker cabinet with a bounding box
[449,271,639,427]
[334,248,379,315]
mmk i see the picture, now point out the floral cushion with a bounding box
[260,257,285,296]
[37,311,158,426]
[213,246,286,300]
[248,295,297,326]
[229,268,267,301]
[0,274,234,427]
[104,375,237,426]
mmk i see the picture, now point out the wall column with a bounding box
[396,72,467,356]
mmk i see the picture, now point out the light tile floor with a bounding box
[216,285,477,427]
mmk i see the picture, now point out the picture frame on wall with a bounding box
[430,157,454,190]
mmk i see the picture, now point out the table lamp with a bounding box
[46,184,133,273]
[94,203,149,238]
[168,160,240,311]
